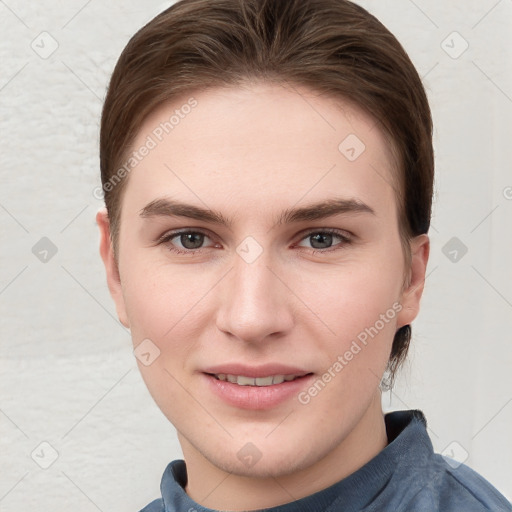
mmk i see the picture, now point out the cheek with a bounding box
[122,262,205,343]
[122,242,404,350]
[291,258,404,382]
[120,263,209,423]
[120,257,228,405]
[293,267,401,411]
[298,257,403,330]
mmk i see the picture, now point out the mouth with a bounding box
[207,373,310,386]
[202,368,314,409]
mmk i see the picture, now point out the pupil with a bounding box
[310,233,332,249]
[181,233,204,249]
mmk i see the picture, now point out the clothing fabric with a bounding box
[140,409,511,512]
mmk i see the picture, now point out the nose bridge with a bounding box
[215,244,293,343]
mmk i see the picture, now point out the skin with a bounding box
[97,82,429,511]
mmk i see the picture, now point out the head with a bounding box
[97,0,432,495]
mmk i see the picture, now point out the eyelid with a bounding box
[156,227,214,244]
[296,227,352,240]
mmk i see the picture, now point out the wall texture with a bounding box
[1,1,511,510]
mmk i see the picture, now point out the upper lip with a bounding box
[203,363,311,378]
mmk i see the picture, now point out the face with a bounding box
[98,83,428,487]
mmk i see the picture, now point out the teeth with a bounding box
[255,376,274,386]
[237,375,255,386]
[214,374,300,386]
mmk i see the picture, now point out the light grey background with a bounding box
[1,1,511,510]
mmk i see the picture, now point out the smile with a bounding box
[213,374,302,386]
[203,364,314,409]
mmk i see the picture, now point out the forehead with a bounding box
[121,82,399,222]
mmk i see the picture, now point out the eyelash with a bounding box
[156,228,352,256]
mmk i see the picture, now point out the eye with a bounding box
[296,229,351,252]
[156,228,351,255]
[157,230,217,254]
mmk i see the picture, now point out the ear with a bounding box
[96,208,130,328]
[396,234,430,328]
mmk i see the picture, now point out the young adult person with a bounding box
[96,1,512,510]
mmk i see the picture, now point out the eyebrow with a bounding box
[139,197,375,228]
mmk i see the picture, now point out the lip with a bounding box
[201,363,314,410]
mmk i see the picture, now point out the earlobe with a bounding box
[396,234,430,328]
[96,208,130,328]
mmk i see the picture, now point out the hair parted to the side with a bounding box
[100,0,434,388]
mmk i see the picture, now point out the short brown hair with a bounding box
[100,0,434,387]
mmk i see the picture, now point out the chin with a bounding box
[210,449,310,479]
[195,432,320,479]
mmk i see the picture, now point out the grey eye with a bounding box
[178,232,205,249]
[309,232,334,249]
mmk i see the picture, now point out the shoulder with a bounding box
[401,452,512,512]
[381,410,511,512]
[430,454,511,511]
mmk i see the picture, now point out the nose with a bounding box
[215,249,295,344]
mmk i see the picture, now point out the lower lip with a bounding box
[203,373,314,410]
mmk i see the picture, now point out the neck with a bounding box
[181,390,388,510]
